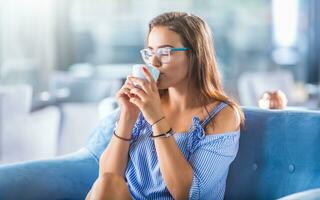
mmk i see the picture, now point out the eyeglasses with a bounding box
[140,47,189,64]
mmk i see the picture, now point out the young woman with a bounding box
[86,11,244,200]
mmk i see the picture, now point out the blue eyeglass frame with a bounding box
[170,47,190,52]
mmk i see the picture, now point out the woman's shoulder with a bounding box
[204,101,241,135]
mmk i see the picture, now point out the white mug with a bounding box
[132,64,160,82]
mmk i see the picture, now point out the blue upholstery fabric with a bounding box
[0,107,319,199]
[225,108,320,200]
[0,148,99,200]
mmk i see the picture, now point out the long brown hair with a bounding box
[147,12,244,125]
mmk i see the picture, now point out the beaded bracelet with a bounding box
[150,128,175,139]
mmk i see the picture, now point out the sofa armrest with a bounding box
[0,148,98,200]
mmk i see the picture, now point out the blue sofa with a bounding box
[0,107,319,199]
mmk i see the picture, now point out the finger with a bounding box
[123,88,133,98]
[129,96,143,108]
[123,78,137,89]
[125,74,135,84]
[123,82,135,90]
[128,76,151,93]
[124,77,131,86]
[130,87,147,101]
[125,77,134,86]
[117,88,131,99]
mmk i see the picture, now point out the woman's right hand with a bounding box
[116,76,140,119]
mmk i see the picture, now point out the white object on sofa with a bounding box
[0,85,60,164]
[0,84,32,115]
[57,103,100,156]
[1,106,60,163]
[57,97,119,156]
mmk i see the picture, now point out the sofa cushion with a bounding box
[225,107,320,200]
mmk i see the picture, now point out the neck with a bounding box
[163,84,201,113]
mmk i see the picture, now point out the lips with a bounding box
[157,73,163,83]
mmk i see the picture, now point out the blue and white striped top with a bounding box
[125,102,240,200]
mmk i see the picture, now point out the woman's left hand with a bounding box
[128,66,164,125]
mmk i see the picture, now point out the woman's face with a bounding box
[147,26,190,90]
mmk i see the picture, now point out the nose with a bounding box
[150,55,161,68]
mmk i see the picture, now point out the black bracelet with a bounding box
[150,128,174,139]
[151,116,165,126]
[113,130,132,141]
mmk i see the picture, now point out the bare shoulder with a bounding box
[205,103,241,135]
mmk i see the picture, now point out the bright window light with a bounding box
[272,0,299,48]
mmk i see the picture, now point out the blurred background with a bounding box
[0,0,319,164]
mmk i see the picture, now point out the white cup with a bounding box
[132,64,160,82]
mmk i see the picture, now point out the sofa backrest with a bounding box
[225,107,320,200]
